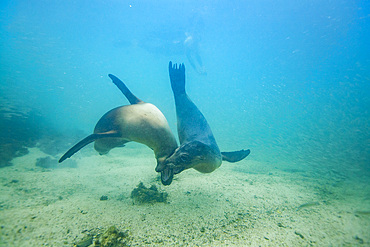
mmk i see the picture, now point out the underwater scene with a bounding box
[0,0,369,246]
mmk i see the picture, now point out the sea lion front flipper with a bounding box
[108,74,143,104]
[59,131,121,163]
[221,149,250,163]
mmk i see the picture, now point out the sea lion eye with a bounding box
[180,153,190,163]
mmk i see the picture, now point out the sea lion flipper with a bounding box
[221,149,251,163]
[59,132,121,163]
[108,74,143,104]
[169,62,186,95]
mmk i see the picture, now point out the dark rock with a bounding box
[294,231,304,239]
[277,223,285,228]
[0,143,29,168]
[100,195,108,201]
[0,106,47,166]
[354,236,364,244]
[0,103,85,167]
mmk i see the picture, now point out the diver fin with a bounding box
[108,74,143,104]
[221,149,250,163]
[168,61,186,95]
[59,131,121,163]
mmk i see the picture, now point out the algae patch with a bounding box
[130,182,168,204]
[74,226,129,247]
[96,226,129,247]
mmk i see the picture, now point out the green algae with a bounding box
[130,182,168,204]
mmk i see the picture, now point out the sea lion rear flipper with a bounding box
[221,149,251,163]
[169,62,186,95]
[59,132,120,163]
[108,74,143,104]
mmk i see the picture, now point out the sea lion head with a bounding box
[164,141,216,175]
[155,159,174,186]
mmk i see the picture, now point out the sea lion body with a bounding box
[162,62,250,179]
[169,92,222,173]
[59,75,178,183]
[93,103,177,165]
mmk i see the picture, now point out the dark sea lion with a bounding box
[160,62,250,178]
[59,74,178,184]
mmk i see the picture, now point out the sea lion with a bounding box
[59,74,178,184]
[159,62,250,178]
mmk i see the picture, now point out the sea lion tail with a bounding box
[169,61,186,95]
[59,132,120,163]
[108,74,143,104]
[221,149,251,163]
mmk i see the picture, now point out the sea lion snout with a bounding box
[160,167,174,186]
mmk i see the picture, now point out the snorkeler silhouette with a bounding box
[115,14,207,75]
[184,32,207,75]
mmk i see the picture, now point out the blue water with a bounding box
[1,0,368,172]
[0,1,369,245]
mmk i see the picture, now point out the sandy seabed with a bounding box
[0,145,369,246]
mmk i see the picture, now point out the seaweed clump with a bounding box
[74,226,129,247]
[130,182,168,204]
[95,226,129,247]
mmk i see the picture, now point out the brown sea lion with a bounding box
[59,74,178,184]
